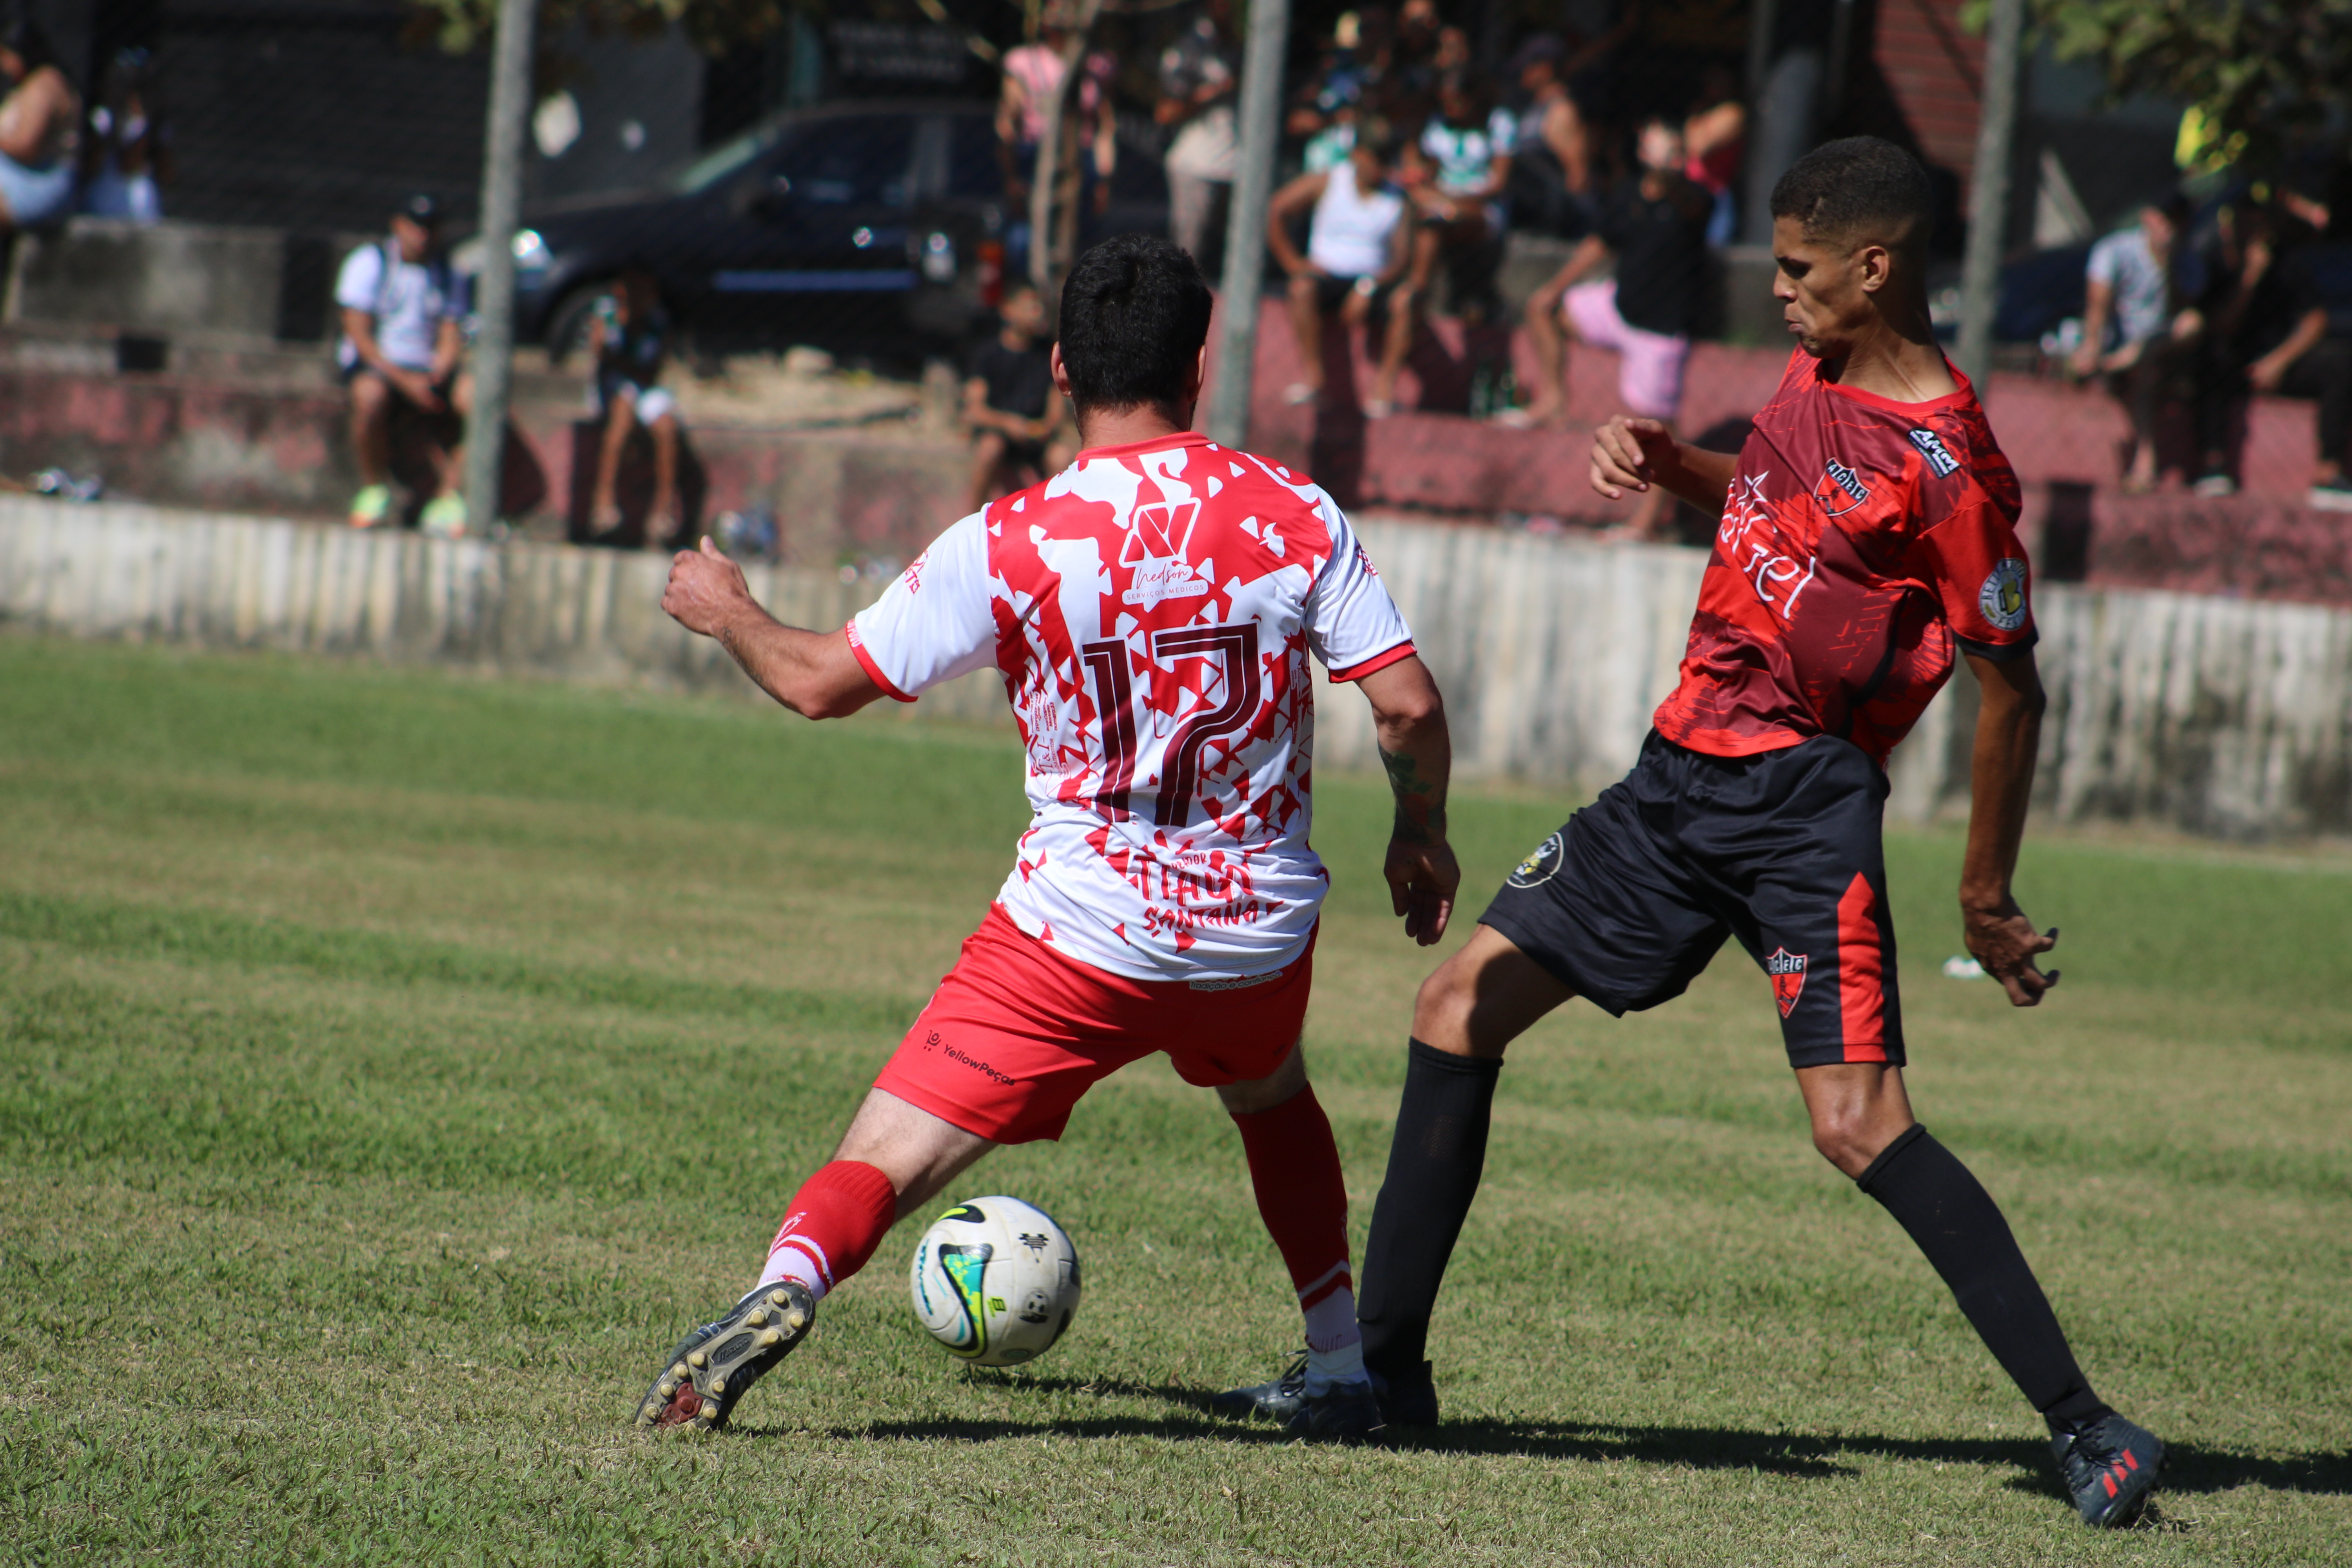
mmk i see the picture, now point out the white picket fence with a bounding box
[5,498,2349,838]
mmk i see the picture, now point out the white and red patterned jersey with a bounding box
[847,431,1415,982]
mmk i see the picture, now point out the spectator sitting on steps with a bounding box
[1403,70,1514,330]
[0,8,80,234]
[2185,203,2352,510]
[337,194,473,535]
[1508,116,1710,539]
[965,283,1074,511]
[586,262,683,550]
[2071,194,2194,494]
[1266,122,1418,415]
[79,46,169,224]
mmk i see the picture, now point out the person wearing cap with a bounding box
[335,194,474,534]
[1501,33,1590,238]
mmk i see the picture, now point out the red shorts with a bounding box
[873,904,1317,1144]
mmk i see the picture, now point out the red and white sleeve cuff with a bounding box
[843,622,917,703]
[1326,641,1418,683]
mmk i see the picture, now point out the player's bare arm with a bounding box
[1961,648,2058,1006]
[1359,654,1458,945]
[660,537,885,720]
[1590,417,1736,511]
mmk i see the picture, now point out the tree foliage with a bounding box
[408,0,795,57]
[1975,0,2352,174]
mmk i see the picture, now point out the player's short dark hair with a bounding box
[1769,136,1933,247]
[1056,233,1214,416]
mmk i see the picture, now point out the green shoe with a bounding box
[419,494,468,538]
[347,484,391,528]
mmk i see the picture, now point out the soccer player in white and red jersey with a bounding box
[635,234,1459,1442]
[1332,139,2167,1527]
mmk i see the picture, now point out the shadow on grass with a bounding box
[760,1375,2351,1500]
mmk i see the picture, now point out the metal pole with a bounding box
[1205,0,1290,450]
[1955,0,2023,387]
[462,0,536,534]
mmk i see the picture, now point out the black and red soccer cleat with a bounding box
[635,1281,816,1433]
[2051,1412,2165,1527]
[1209,1352,1308,1424]
[1288,1381,1389,1445]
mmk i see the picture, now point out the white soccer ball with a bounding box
[907,1195,1082,1367]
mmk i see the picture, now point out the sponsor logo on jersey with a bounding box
[1507,830,1565,889]
[1766,947,1808,1018]
[1814,458,1871,516]
[1907,426,1961,477]
[1119,498,1211,608]
[1978,556,2030,632]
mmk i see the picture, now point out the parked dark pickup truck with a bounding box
[506,99,1167,361]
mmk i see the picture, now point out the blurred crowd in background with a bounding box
[6,0,2352,520]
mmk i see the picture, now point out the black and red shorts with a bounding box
[1480,730,1903,1068]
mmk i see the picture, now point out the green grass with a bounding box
[0,635,2346,1566]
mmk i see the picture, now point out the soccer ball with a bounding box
[907,1195,1081,1367]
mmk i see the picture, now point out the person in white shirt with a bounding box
[335,194,474,534]
[1265,125,1419,414]
[633,234,1457,1445]
[2071,194,2193,493]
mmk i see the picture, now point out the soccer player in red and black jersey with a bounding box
[1342,138,2166,1526]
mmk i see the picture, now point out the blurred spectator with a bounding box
[1509,116,1710,537]
[964,283,1073,511]
[1158,0,1240,271]
[1681,62,1744,249]
[1388,0,1443,118]
[1404,69,1513,323]
[336,194,472,535]
[586,263,683,550]
[1267,123,1418,414]
[2187,205,2352,509]
[999,1,1114,267]
[2071,195,2195,492]
[1501,34,1592,240]
[0,9,79,233]
[79,47,169,223]
[1290,11,1375,174]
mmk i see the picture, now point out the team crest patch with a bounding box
[1507,830,1565,889]
[1907,427,1961,477]
[1978,557,2030,632]
[1813,458,1871,516]
[1766,948,1808,1018]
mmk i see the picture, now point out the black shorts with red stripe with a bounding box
[1481,730,1904,1068]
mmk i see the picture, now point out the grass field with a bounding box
[1,635,2347,1566]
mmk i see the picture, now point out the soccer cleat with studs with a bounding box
[2051,1411,2165,1527]
[635,1281,815,1433]
[1209,1351,1307,1424]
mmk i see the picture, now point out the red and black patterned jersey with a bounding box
[1652,349,2034,766]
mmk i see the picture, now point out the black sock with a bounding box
[1858,1125,2109,1433]
[1356,1039,1503,1384]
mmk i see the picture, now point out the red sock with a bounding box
[1231,1084,1358,1355]
[757,1160,899,1301]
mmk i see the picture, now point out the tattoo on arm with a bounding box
[1379,745,1447,845]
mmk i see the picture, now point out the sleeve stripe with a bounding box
[1956,626,2038,663]
[843,621,918,703]
[1327,640,1417,683]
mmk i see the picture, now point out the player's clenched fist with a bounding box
[1590,415,1675,500]
[661,536,751,638]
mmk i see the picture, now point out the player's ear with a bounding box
[1185,342,1209,403]
[1049,342,1074,399]
[1855,241,1893,295]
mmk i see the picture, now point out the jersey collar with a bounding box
[1812,353,1977,415]
[1074,429,1217,465]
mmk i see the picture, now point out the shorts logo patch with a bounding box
[1907,427,1961,477]
[1813,458,1871,516]
[1766,947,1808,1018]
[1508,830,1565,889]
[1978,557,2030,632]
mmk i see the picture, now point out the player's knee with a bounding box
[1410,958,1481,1054]
[1809,1108,1889,1178]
